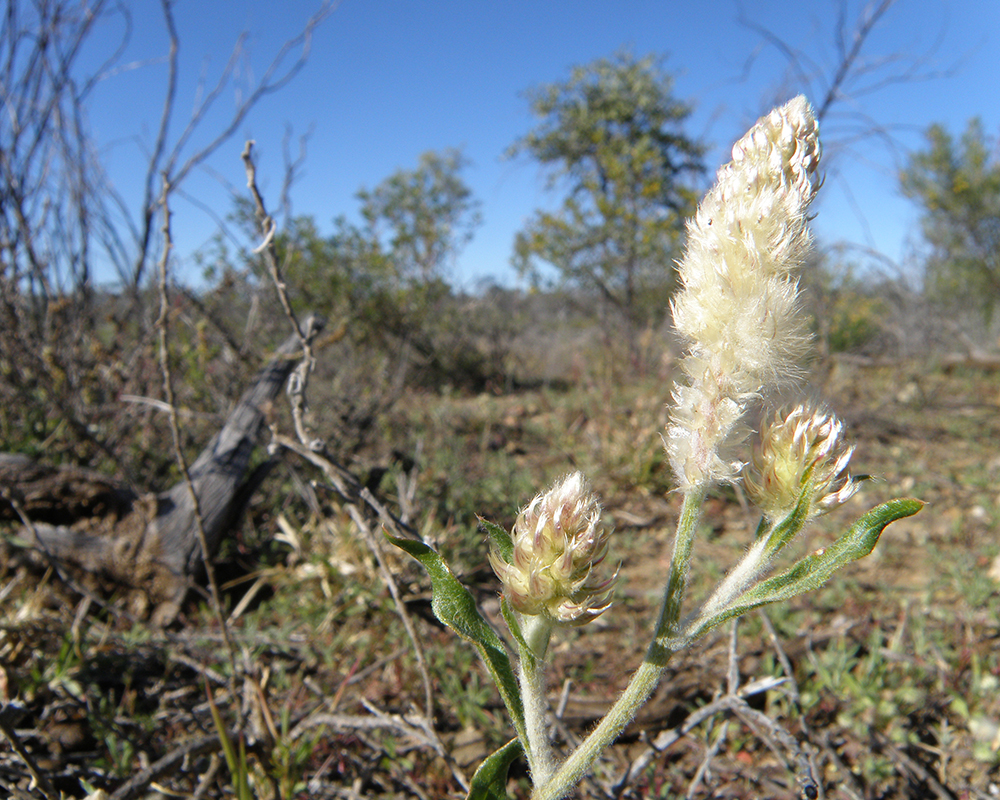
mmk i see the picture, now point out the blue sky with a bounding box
[81,0,1000,290]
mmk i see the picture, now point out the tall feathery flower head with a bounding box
[667,96,821,490]
[744,404,860,522]
[490,472,615,626]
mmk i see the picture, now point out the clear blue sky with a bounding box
[81,0,1000,290]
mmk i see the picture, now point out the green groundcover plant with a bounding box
[390,96,921,800]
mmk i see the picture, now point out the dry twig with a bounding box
[241,142,451,780]
[155,174,241,714]
[0,705,58,800]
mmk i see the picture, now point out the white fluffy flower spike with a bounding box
[667,96,821,490]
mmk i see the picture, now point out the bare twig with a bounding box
[686,719,728,799]
[877,733,952,800]
[726,618,741,694]
[129,2,337,288]
[291,708,436,750]
[611,675,790,796]
[241,141,303,338]
[723,694,821,799]
[737,0,961,170]
[191,753,223,800]
[120,394,218,419]
[555,678,573,720]
[272,434,419,542]
[0,705,59,800]
[759,609,801,706]
[242,140,318,448]
[346,502,435,717]
[758,610,823,798]
[280,123,312,220]
[133,0,180,291]
[243,144,443,764]
[154,173,242,716]
[109,732,227,800]
[305,699,471,796]
[269,436,436,724]
[817,728,863,800]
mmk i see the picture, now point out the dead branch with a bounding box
[5,317,324,624]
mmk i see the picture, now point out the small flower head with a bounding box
[667,96,821,490]
[490,472,615,626]
[744,404,860,521]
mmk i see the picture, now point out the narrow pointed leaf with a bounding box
[761,482,812,558]
[206,682,253,799]
[466,738,523,800]
[690,498,922,638]
[500,595,536,672]
[387,534,526,741]
[480,517,514,564]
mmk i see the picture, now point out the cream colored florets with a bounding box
[744,404,859,521]
[490,472,615,626]
[667,96,821,490]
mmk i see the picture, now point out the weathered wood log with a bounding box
[0,454,135,524]
[2,315,324,623]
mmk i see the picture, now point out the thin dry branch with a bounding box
[133,0,180,289]
[154,172,241,709]
[128,1,336,287]
[242,142,442,749]
[686,719,729,798]
[242,139,318,446]
[108,732,229,800]
[0,705,59,800]
[737,0,960,164]
[609,672,813,798]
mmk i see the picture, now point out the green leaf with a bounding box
[500,595,536,672]
[466,738,523,800]
[387,534,526,742]
[480,516,514,563]
[691,498,923,638]
[480,520,536,668]
[205,681,253,800]
[761,482,812,558]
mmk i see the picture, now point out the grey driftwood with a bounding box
[1,315,324,624]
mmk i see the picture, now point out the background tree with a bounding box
[250,148,481,342]
[357,148,482,286]
[216,147,489,440]
[508,52,704,347]
[900,118,1000,321]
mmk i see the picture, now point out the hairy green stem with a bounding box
[531,487,706,800]
[519,614,555,783]
[654,486,705,647]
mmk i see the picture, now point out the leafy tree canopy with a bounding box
[357,147,482,286]
[508,51,705,329]
[230,147,480,313]
[217,148,484,386]
[900,118,1000,319]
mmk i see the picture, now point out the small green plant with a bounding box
[208,682,254,800]
[390,97,921,800]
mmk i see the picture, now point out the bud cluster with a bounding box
[744,404,859,521]
[490,472,615,626]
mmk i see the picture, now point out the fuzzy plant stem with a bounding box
[531,486,706,800]
[519,614,556,783]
